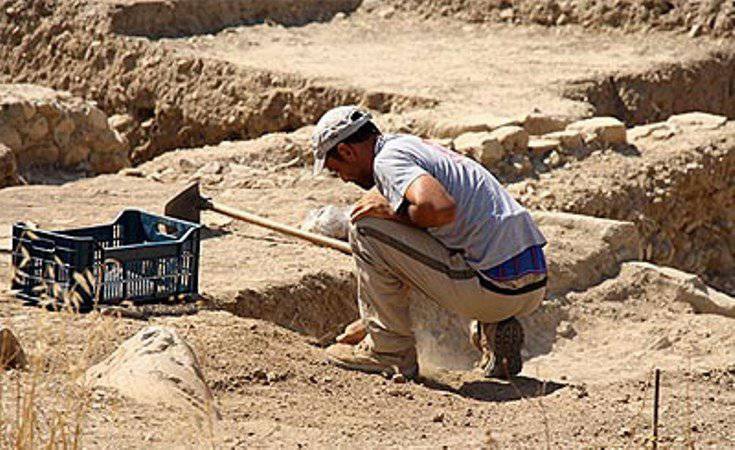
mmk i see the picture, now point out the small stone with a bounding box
[649,335,672,350]
[378,7,395,19]
[85,106,109,130]
[20,102,36,120]
[108,114,134,132]
[688,23,702,38]
[119,167,145,177]
[432,413,444,423]
[24,116,50,141]
[544,150,564,168]
[0,124,22,152]
[499,8,514,20]
[556,13,568,26]
[557,321,576,339]
[392,373,407,384]
[196,161,223,175]
[178,157,199,171]
[1,327,27,370]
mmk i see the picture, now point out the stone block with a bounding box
[666,112,727,130]
[566,117,627,146]
[528,138,560,157]
[626,122,673,141]
[453,131,506,166]
[85,105,109,130]
[433,114,520,139]
[521,113,573,135]
[60,144,90,167]
[489,125,529,154]
[543,130,584,151]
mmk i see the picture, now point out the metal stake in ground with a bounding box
[653,368,661,449]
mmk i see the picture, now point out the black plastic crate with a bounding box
[10,209,201,310]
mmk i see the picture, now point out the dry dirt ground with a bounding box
[1,0,735,448]
[160,13,725,120]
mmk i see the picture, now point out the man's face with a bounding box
[324,142,375,190]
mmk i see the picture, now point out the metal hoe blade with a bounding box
[164,181,210,223]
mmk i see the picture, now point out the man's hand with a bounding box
[350,189,397,223]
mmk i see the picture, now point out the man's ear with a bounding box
[337,143,355,162]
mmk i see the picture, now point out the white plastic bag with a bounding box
[301,205,351,241]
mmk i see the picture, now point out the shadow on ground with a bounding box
[419,375,566,402]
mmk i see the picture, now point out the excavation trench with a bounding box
[107,0,362,38]
[565,50,735,126]
[0,0,435,165]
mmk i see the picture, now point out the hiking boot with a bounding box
[470,317,524,379]
[325,340,419,379]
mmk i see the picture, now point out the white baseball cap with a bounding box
[311,105,373,175]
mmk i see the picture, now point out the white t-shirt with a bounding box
[372,134,546,270]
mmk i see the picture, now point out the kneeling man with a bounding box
[312,106,548,379]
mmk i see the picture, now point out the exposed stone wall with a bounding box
[109,0,362,38]
[509,117,735,295]
[411,112,627,182]
[0,0,434,164]
[0,84,129,175]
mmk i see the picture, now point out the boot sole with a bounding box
[484,317,524,379]
[326,355,419,380]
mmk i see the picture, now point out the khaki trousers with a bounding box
[349,218,546,354]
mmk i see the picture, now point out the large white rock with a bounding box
[566,117,627,146]
[625,262,735,318]
[453,131,506,166]
[85,326,219,418]
[666,112,727,130]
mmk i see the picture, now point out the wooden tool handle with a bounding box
[210,201,353,255]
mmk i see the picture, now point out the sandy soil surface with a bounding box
[160,14,726,119]
[2,126,734,447]
[1,1,734,448]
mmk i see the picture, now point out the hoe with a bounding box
[165,181,353,255]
